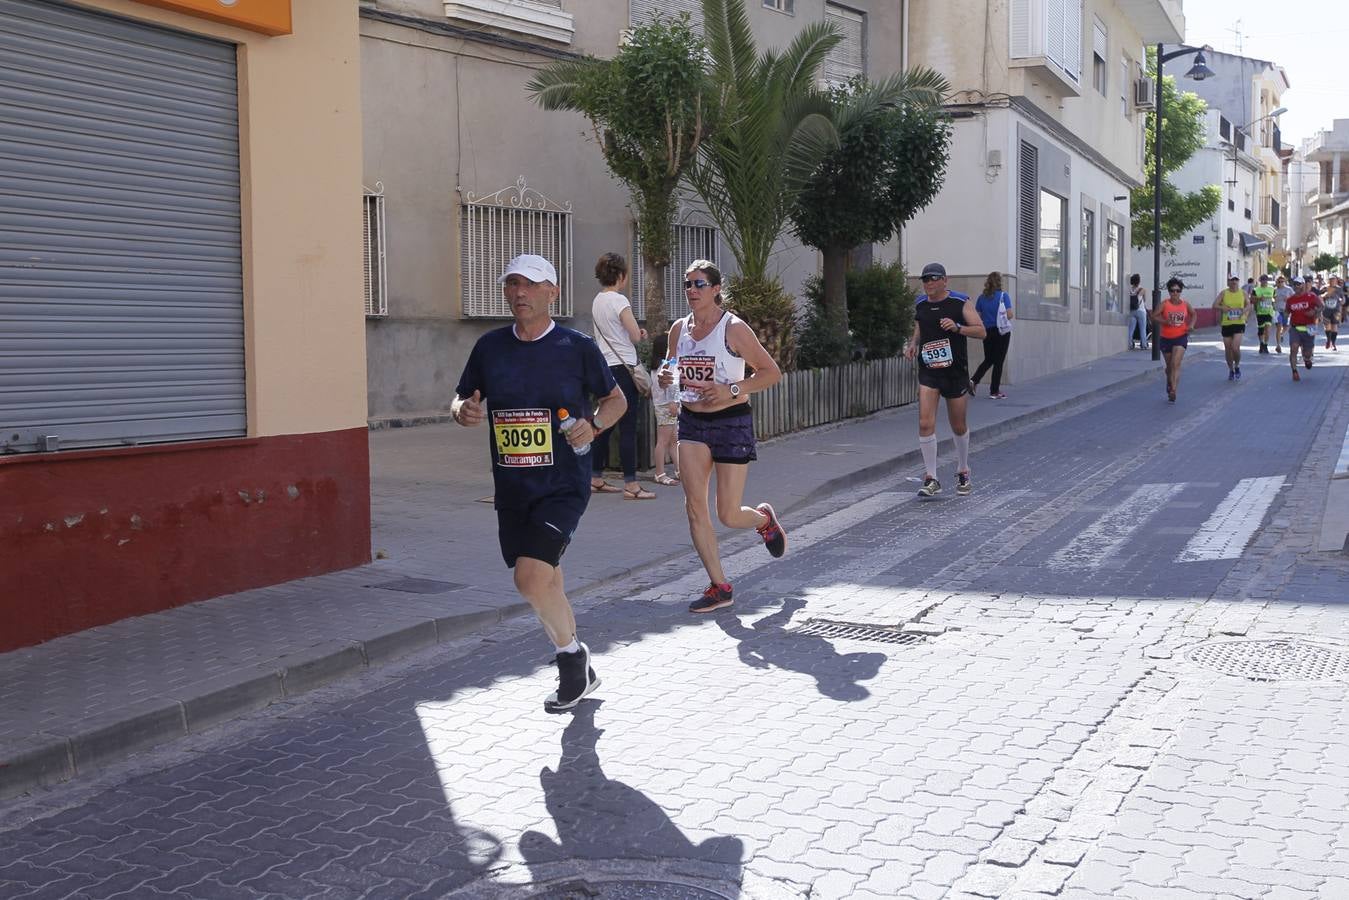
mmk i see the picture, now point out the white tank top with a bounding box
[675,310,746,396]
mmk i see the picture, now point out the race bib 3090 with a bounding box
[492,408,554,467]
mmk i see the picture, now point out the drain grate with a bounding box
[531,882,729,899]
[369,577,467,595]
[1187,639,1349,682]
[793,619,928,645]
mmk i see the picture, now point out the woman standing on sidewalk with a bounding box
[969,271,1013,399]
[1127,274,1149,351]
[589,252,655,500]
[1153,277,1196,403]
[658,260,786,614]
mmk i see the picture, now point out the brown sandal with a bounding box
[591,480,621,493]
[623,486,657,500]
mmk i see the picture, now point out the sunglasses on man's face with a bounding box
[921,275,943,283]
[684,278,711,290]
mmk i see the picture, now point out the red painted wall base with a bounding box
[1,428,371,652]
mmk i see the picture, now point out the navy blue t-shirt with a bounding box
[455,323,617,509]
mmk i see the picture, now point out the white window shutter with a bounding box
[823,4,865,87]
[631,0,702,30]
[1010,0,1032,58]
[1046,0,1065,69]
[1064,0,1082,80]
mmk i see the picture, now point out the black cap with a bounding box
[920,262,946,279]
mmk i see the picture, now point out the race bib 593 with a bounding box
[920,339,953,369]
[492,408,554,468]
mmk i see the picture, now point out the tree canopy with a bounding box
[527,15,712,336]
[1130,49,1221,251]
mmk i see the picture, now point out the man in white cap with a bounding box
[904,262,986,498]
[451,254,627,711]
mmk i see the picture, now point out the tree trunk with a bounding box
[822,245,850,363]
[645,253,670,351]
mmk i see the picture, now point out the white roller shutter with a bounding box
[0,0,244,454]
[823,4,865,88]
[630,0,703,30]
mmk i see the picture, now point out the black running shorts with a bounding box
[918,366,971,400]
[496,495,584,568]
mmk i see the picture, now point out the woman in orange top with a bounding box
[1152,277,1197,403]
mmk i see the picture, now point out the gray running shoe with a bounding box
[918,476,941,497]
[956,472,972,496]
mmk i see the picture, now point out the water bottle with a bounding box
[557,408,590,456]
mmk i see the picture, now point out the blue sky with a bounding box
[1182,0,1345,145]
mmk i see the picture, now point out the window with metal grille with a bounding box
[1091,20,1107,95]
[1017,141,1039,271]
[630,0,702,29]
[822,3,865,88]
[459,177,573,319]
[1009,0,1082,83]
[1080,206,1094,309]
[1040,189,1066,303]
[1105,220,1124,311]
[631,221,719,321]
[363,185,387,318]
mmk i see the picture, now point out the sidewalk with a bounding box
[0,346,1177,801]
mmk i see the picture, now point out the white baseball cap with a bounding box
[498,254,557,285]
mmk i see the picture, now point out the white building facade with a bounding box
[905,0,1183,384]
[1131,109,1263,302]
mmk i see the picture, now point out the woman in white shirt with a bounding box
[589,253,654,499]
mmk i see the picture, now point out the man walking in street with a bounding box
[905,262,986,497]
[1213,275,1251,380]
[1273,275,1294,353]
[1285,277,1323,382]
[451,254,628,711]
[1252,274,1276,354]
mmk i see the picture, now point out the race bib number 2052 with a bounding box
[492,408,554,467]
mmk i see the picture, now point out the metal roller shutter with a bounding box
[0,0,244,454]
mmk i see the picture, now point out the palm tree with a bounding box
[527,16,711,339]
[689,0,950,365]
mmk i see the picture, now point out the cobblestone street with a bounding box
[3,351,1347,899]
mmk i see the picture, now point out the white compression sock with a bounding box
[557,637,580,654]
[955,431,970,473]
[919,433,938,477]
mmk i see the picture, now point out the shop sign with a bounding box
[131,0,292,36]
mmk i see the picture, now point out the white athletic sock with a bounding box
[954,431,970,473]
[919,433,938,477]
[557,637,580,654]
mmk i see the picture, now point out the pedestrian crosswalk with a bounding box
[1041,477,1287,569]
[1176,476,1286,562]
[1047,484,1186,571]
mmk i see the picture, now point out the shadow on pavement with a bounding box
[715,597,885,701]
[520,701,744,877]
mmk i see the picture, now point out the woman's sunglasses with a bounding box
[684,278,711,290]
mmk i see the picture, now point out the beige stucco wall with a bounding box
[80,0,368,439]
[361,0,912,422]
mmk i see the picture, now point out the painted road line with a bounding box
[1048,483,1186,571]
[1176,476,1287,562]
[1335,424,1349,480]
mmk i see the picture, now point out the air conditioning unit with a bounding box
[1134,77,1156,110]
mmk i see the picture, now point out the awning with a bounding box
[1239,233,1269,255]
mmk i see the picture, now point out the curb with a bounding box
[0,360,1163,803]
[0,603,530,801]
[785,361,1163,515]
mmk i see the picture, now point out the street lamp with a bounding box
[1151,45,1214,361]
